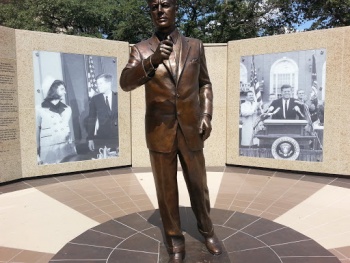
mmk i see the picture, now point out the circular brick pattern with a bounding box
[50,208,340,263]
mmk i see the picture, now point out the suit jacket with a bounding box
[120,29,213,153]
[270,98,304,120]
[87,92,118,140]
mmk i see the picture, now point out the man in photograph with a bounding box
[296,89,306,103]
[262,93,276,113]
[268,84,304,120]
[295,89,306,116]
[120,0,222,262]
[87,73,118,155]
[240,91,260,147]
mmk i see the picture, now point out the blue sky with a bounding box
[296,20,315,31]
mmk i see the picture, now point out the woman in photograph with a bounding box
[36,78,76,164]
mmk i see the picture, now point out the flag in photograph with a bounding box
[311,54,318,99]
[87,56,98,98]
[311,54,317,85]
[250,56,262,105]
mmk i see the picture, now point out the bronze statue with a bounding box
[120,0,222,262]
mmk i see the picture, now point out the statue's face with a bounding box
[148,0,176,32]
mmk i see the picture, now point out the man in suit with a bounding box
[120,0,222,262]
[295,89,307,117]
[296,89,306,103]
[87,73,118,155]
[268,84,304,120]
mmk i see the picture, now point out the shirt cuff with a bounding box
[142,56,157,78]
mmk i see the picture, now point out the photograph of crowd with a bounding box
[239,49,326,162]
[33,51,119,165]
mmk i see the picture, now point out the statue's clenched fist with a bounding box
[151,36,173,66]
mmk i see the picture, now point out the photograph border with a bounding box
[238,49,326,163]
[15,30,131,178]
[33,51,120,166]
[227,27,350,175]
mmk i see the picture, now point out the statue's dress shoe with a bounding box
[204,234,222,255]
[168,252,185,263]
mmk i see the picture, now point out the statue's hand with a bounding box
[151,38,173,66]
[199,115,212,141]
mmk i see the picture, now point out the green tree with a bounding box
[209,0,266,42]
[0,0,118,37]
[0,0,40,31]
[0,0,153,42]
[292,0,350,30]
[108,0,153,42]
[175,0,218,41]
[176,0,298,43]
[1,0,350,43]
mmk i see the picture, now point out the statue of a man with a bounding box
[120,0,222,262]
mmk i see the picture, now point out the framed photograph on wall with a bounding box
[33,51,119,165]
[238,49,326,162]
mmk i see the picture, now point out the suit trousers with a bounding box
[149,127,213,253]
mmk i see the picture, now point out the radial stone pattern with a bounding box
[1,166,350,263]
[50,207,340,263]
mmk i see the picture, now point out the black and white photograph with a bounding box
[239,49,326,162]
[33,51,119,165]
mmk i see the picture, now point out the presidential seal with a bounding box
[271,136,300,160]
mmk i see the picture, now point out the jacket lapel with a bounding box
[112,92,117,114]
[149,34,175,83]
[177,35,190,84]
[148,34,158,53]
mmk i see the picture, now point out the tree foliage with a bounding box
[293,0,350,30]
[175,0,302,42]
[0,0,153,42]
[108,0,153,42]
[0,0,349,43]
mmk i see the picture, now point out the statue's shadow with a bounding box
[145,207,229,263]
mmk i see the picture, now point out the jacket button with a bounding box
[176,93,180,98]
